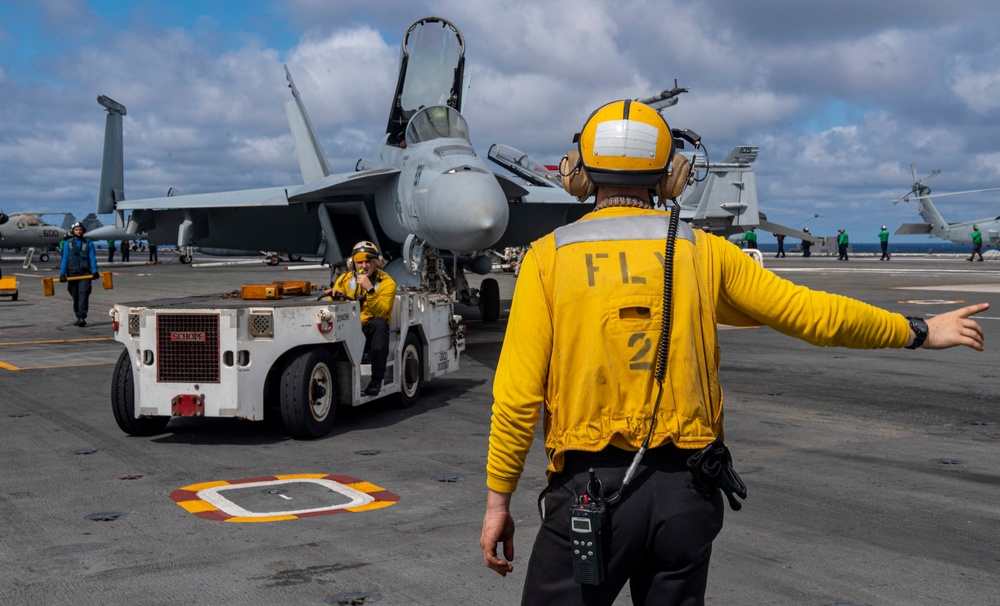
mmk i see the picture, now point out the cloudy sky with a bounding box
[3,0,1000,243]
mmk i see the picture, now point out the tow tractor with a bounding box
[109,281,464,439]
[0,275,17,301]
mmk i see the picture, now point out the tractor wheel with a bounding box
[396,333,423,409]
[111,349,170,436]
[280,348,337,439]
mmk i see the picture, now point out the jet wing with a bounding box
[288,168,399,203]
[757,219,820,243]
[493,184,590,248]
[895,223,933,235]
[493,174,531,200]
[117,186,292,210]
[496,201,592,248]
[116,168,401,211]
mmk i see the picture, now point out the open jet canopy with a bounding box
[386,17,465,146]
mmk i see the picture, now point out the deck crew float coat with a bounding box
[486,207,912,494]
[331,270,396,325]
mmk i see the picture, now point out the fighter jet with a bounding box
[0,211,68,262]
[893,165,1000,246]
[97,17,510,318]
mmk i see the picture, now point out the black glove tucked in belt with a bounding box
[687,438,748,511]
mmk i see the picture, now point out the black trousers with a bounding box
[522,446,724,606]
[880,241,889,260]
[362,318,389,381]
[67,278,92,319]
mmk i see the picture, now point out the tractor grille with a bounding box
[157,314,220,383]
[249,312,273,337]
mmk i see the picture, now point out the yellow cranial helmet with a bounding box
[349,240,383,269]
[577,99,674,188]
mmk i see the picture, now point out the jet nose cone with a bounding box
[422,169,509,252]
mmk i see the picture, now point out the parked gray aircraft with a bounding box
[0,211,68,261]
[893,164,1000,247]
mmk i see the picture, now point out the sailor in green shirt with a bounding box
[878,226,890,261]
[968,225,984,262]
[741,228,758,249]
[837,229,850,261]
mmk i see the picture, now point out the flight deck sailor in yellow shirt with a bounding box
[324,241,397,396]
[478,99,989,605]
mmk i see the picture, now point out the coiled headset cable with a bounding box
[601,197,681,505]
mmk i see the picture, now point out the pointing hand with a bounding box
[921,303,989,351]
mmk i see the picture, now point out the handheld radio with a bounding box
[570,468,607,585]
[569,499,606,585]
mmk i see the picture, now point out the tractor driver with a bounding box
[324,241,397,396]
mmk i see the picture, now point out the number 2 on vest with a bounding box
[628,333,653,370]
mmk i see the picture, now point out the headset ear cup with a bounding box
[346,258,354,271]
[656,153,692,200]
[559,150,595,200]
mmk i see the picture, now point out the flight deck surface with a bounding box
[1,251,998,605]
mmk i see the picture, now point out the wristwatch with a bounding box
[904,316,928,349]
[367,286,376,294]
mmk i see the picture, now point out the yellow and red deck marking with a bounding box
[170,473,399,522]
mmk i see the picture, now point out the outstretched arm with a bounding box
[918,303,989,351]
[480,489,515,576]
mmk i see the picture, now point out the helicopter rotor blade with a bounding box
[910,186,1000,200]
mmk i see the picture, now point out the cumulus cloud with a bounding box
[3,0,1000,239]
[950,62,1000,114]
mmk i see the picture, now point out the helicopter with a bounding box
[893,164,1000,246]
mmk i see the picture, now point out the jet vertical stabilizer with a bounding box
[283,66,331,184]
[97,96,127,225]
[681,146,760,232]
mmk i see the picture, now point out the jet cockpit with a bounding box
[405,105,471,146]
